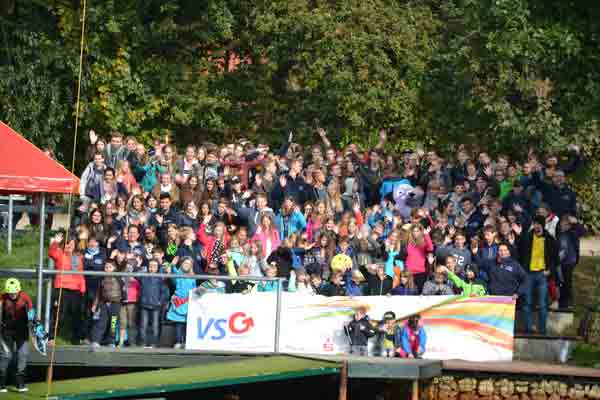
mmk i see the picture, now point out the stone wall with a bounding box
[423,376,600,400]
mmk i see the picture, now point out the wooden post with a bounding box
[338,361,348,400]
[412,380,420,400]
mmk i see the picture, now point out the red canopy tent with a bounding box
[0,121,79,194]
[0,120,79,323]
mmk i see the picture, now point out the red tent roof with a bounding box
[0,121,79,194]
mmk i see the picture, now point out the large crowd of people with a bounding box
[40,128,586,349]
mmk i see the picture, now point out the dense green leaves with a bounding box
[1,0,599,228]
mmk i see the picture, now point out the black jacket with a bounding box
[532,172,577,218]
[270,174,316,210]
[322,282,346,297]
[359,266,393,296]
[517,230,560,280]
[346,316,377,346]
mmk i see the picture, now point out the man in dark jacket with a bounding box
[345,306,376,356]
[479,243,527,298]
[459,196,484,240]
[150,193,179,246]
[532,169,577,218]
[270,159,316,210]
[557,214,586,308]
[516,216,560,334]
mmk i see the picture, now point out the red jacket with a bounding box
[48,242,86,294]
[1,292,32,338]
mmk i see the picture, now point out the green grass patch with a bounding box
[0,229,42,268]
[569,256,600,367]
[21,356,339,399]
[571,343,600,368]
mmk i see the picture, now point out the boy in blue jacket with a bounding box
[138,259,169,348]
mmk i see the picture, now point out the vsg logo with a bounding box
[197,312,255,340]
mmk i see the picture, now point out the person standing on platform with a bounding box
[0,278,32,392]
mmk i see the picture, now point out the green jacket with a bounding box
[447,270,486,297]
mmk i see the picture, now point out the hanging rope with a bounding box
[46,0,87,397]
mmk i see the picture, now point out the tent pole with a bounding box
[338,361,348,400]
[7,195,13,254]
[36,193,46,320]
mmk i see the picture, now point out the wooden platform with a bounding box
[31,346,442,380]
[29,346,600,382]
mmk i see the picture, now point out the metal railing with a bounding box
[0,268,286,353]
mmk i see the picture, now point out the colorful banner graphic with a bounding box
[186,293,515,361]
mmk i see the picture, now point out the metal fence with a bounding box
[0,268,286,352]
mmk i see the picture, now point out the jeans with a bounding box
[350,345,368,356]
[91,302,121,345]
[140,308,161,347]
[523,271,548,334]
[0,336,28,385]
[559,264,575,308]
[174,322,186,345]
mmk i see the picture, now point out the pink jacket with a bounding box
[251,227,281,259]
[405,234,434,274]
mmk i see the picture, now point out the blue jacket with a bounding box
[343,268,364,296]
[137,162,167,194]
[395,324,427,356]
[175,241,205,274]
[479,256,527,297]
[276,210,307,241]
[138,273,169,309]
[166,267,197,322]
[83,248,107,296]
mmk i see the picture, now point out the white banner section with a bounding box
[185,292,515,361]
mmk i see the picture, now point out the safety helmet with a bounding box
[4,278,21,294]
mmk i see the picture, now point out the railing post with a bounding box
[36,193,46,320]
[7,195,13,255]
[274,278,283,353]
[44,258,55,333]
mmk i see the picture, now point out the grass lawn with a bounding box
[0,229,44,304]
[570,256,600,367]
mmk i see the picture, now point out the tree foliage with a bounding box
[1,0,600,228]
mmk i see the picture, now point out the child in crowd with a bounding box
[165,257,198,349]
[199,262,228,294]
[119,256,141,346]
[390,270,418,296]
[421,266,454,296]
[440,264,486,297]
[138,259,169,348]
[288,268,315,294]
[91,261,122,349]
[380,311,399,357]
[310,273,327,295]
[395,314,427,359]
[254,263,280,292]
[345,306,376,356]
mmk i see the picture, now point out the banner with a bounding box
[186,293,515,361]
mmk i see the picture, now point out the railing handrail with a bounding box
[0,267,285,283]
